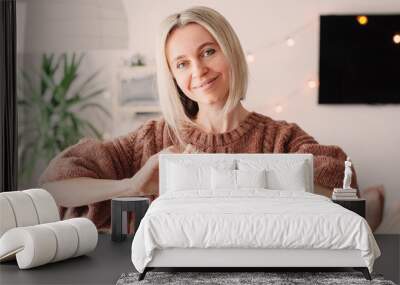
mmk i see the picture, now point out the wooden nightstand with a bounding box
[332,198,366,218]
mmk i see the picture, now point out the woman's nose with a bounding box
[192,60,208,78]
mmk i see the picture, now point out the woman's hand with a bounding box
[147,144,201,170]
[126,144,198,200]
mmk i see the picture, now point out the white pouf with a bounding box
[0,196,17,237]
[23,188,60,223]
[0,189,98,269]
[0,218,98,269]
[1,191,39,227]
[0,189,59,236]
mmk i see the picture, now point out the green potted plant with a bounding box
[18,53,111,183]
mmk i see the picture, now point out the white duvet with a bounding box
[131,190,380,273]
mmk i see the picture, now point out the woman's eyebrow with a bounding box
[172,41,216,63]
[196,41,215,51]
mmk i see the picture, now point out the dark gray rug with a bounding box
[116,271,396,285]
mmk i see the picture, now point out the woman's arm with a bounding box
[314,183,332,198]
[284,123,358,190]
[42,178,133,208]
[38,120,166,207]
[41,152,160,208]
[40,144,184,208]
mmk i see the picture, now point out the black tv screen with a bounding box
[319,15,400,104]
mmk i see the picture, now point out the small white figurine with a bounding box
[343,157,353,190]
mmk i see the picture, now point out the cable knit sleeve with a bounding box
[38,119,163,185]
[285,123,358,189]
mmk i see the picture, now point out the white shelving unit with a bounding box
[111,65,161,137]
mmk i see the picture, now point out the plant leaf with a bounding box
[79,102,112,118]
[82,121,102,139]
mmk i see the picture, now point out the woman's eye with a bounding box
[203,48,215,57]
[176,62,186,69]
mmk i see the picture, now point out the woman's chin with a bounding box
[198,98,225,107]
[196,92,228,106]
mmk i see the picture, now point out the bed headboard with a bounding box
[159,153,314,195]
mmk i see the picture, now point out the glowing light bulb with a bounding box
[357,16,368,25]
[275,104,283,113]
[393,34,400,44]
[286,37,295,47]
[307,80,318,89]
[246,52,255,63]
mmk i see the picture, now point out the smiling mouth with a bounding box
[193,76,219,89]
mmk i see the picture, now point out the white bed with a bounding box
[131,154,380,280]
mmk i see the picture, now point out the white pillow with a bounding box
[211,168,267,190]
[167,163,209,191]
[236,169,267,188]
[211,168,236,190]
[266,162,307,191]
[238,160,308,191]
[166,160,235,192]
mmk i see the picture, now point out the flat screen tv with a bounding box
[319,15,400,104]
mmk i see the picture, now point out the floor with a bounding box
[373,235,400,284]
[0,234,398,284]
[0,234,134,285]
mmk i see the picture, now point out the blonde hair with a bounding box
[155,6,248,147]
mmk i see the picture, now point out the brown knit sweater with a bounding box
[39,112,358,231]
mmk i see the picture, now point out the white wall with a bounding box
[121,0,400,232]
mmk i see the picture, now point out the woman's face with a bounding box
[166,23,231,107]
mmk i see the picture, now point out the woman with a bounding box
[40,6,361,232]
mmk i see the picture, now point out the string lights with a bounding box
[307,80,318,89]
[245,15,395,114]
[357,15,368,25]
[393,34,400,44]
[246,52,255,63]
[274,104,283,113]
[286,37,295,47]
[245,19,318,113]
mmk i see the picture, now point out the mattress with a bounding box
[131,189,380,273]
